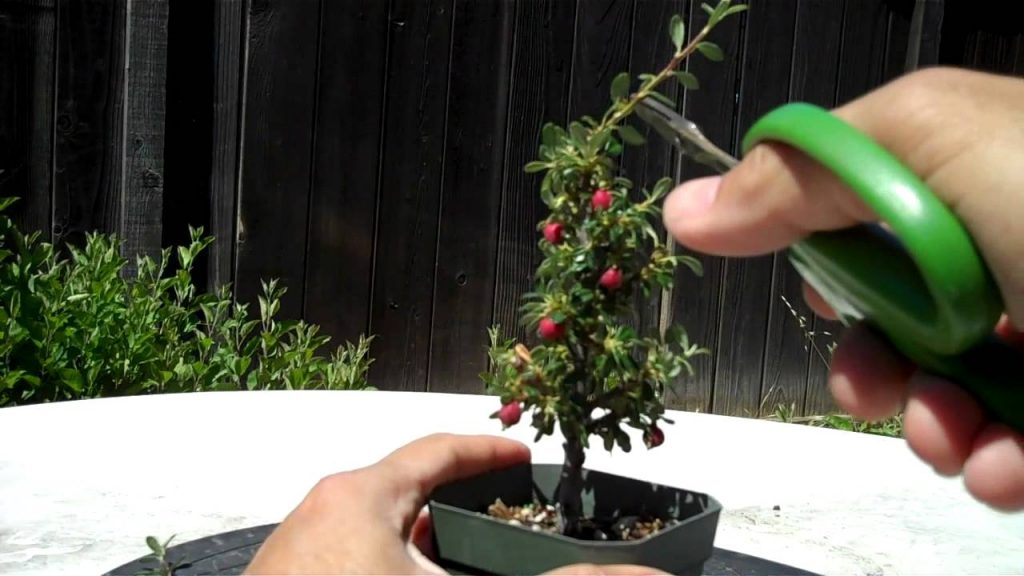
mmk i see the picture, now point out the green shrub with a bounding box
[0,197,374,407]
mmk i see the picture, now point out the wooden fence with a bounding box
[1,0,1021,416]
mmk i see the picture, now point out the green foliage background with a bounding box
[0,197,373,407]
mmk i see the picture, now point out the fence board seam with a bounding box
[365,0,396,338]
[300,0,328,320]
[423,0,463,392]
[230,0,253,301]
[488,0,523,354]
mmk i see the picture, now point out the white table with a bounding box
[0,390,1021,575]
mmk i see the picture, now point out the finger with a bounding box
[903,372,986,476]
[664,145,874,257]
[663,68,1024,323]
[802,281,838,321]
[407,509,447,576]
[376,434,531,533]
[409,509,436,560]
[963,424,1024,511]
[994,314,1024,348]
[827,324,914,421]
[544,563,669,575]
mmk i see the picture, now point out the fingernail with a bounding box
[668,176,720,220]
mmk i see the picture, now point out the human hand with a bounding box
[663,67,1024,511]
[244,433,666,575]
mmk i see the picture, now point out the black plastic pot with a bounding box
[428,463,721,575]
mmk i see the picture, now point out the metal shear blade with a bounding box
[634,97,738,174]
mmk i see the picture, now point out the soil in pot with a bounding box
[486,497,677,541]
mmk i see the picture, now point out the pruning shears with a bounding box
[636,97,1024,434]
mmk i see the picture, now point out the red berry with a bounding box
[599,266,623,291]
[498,401,522,427]
[644,426,665,448]
[543,222,564,244]
[538,317,566,341]
[591,188,613,211]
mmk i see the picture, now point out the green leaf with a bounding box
[725,4,748,17]
[540,172,555,206]
[146,536,163,555]
[569,121,589,149]
[590,127,612,153]
[604,137,623,157]
[615,428,632,452]
[524,161,548,174]
[669,14,686,51]
[672,71,699,90]
[541,123,558,148]
[701,2,715,16]
[697,41,724,61]
[618,124,646,146]
[610,72,630,101]
[712,0,731,22]
[651,177,674,200]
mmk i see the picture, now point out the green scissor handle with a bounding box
[741,102,1024,434]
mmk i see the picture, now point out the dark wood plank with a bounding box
[619,0,687,344]
[52,0,129,248]
[664,0,745,412]
[937,4,1024,74]
[161,0,215,289]
[303,0,389,346]
[207,0,247,290]
[803,0,893,415]
[490,0,578,348]
[427,0,516,394]
[122,0,169,275]
[233,0,321,318]
[1016,34,1024,76]
[0,0,56,239]
[882,0,912,82]
[712,0,798,417]
[906,0,944,69]
[833,0,889,107]
[567,0,636,121]
[972,30,1024,75]
[367,0,455,392]
[760,0,845,418]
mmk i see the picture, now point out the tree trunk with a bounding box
[557,432,586,536]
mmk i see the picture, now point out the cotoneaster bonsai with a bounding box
[429,3,746,574]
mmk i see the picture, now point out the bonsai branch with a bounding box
[557,426,587,536]
[600,21,717,131]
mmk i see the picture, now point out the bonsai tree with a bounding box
[482,1,746,538]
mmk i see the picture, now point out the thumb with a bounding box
[374,433,530,537]
[663,67,1024,324]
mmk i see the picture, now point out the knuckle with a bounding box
[306,471,360,508]
[728,142,798,216]
[899,66,966,90]
[726,142,779,192]
[879,67,970,122]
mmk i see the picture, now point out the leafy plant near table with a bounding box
[481,1,746,537]
[137,535,188,576]
[0,197,374,407]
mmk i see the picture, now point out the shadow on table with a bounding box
[104,523,821,576]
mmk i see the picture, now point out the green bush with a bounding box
[0,197,374,407]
